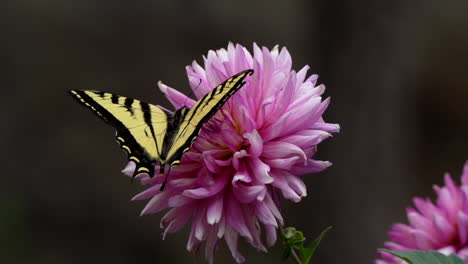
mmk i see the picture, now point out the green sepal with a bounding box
[282,246,292,260]
[281,226,332,264]
[283,227,306,248]
[381,249,467,264]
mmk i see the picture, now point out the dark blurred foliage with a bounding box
[4,0,468,263]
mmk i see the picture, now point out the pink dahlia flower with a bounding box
[377,161,468,264]
[123,43,339,263]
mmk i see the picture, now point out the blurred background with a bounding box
[4,0,468,263]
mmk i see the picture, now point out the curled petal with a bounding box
[244,130,263,158]
[249,158,273,184]
[232,150,249,170]
[232,163,252,186]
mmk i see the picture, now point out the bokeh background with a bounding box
[5,0,468,263]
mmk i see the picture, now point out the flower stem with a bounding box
[290,248,303,264]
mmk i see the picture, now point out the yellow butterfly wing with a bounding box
[164,69,254,167]
[69,90,169,177]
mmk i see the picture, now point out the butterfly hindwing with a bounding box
[69,90,170,177]
[164,69,254,166]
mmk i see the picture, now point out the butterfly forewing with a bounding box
[69,90,170,176]
[165,69,254,166]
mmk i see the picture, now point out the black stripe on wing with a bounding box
[69,90,160,178]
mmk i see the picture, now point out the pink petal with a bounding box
[244,130,263,158]
[284,173,307,198]
[458,211,468,244]
[462,161,468,185]
[194,207,208,241]
[264,192,284,225]
[270,169,302,202]
[122,162,136,176]
[202,151,221,173]
[411,229,437,249]
[290,159,332,175]
[265,224,277,247]
[277,47,292,72]
[255,201,278,227]
[265,156,299,170]
[161,206,193,239]
[224,227,246,263]
[232,150,249,170]
[432,210,456,244]
[406,209,433,235]
[207,194,224,225]
[131,184,161,201]
[158,82,195,109]
[168,194,193,207]
[183,172,229,199]
[204,228,219,264]
[280,130,332,148]
[232,163,252,186]
[457,247,468,261]
[249,158,273,184]
[309,122,340,133]
[233,185,266,203]
[412,197,437,218]
[186,224,201,253]
[141,191,171,215]
[242,206,266,252]
[295,65,310,85]
[226,197,253,242]
[262,141,307,163]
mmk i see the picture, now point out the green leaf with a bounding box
[381,249,467,264]
[299,226,333,264]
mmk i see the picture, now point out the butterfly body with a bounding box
[70,69,253,189]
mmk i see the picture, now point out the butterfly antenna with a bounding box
[159,164,170,191]
[182,78,202,107]
[130,170,139,183]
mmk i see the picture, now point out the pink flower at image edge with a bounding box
[123,43,340,263]
[377,161,468,264]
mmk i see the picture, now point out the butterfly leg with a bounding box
[160,164,173,191]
